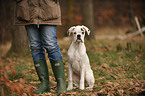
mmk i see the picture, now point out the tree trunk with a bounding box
[10,26,29,55]
[5,0,29,56]
[0,0,29,56]
[66,0,73,35]
[82,0,95,40]
[129,0,135,27]
[0,0,12,44]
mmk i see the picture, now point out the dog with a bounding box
[67,25,95,90]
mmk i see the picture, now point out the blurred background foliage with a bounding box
[0,0,145,95]
[0,0,145,54]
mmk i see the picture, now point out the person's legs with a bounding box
[25,25,46,61]
[39,25,62,61]
[25,25,50,94]
[39,25,67,93]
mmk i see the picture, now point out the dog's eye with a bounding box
[82,32,84,34]
[74,32,76,34]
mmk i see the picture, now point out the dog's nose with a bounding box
[77,35,81,40]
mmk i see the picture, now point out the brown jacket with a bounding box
[14,0,61,25]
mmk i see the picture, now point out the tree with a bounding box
[129,0,135,27]
[11,1,29,55]
[0,0,12,44]
[82,0,95,40]
[10,26,29,55]
[66,0,74,36]
[0,0,29,55]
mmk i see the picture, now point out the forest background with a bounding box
[0,0,145,95]
[0,0,145,51]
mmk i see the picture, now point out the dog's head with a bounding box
[67,25,90,43]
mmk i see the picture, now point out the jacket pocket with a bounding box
[40,0,61,20]
[16,0,30,21]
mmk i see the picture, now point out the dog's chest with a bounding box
[74,49,82,60]
[68,46,85,72]
[72,50,82,72]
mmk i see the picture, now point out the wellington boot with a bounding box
[50,59,67,94]
[34,60,50,94]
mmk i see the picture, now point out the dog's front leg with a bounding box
[80,65,85,90]
[67,63,73,90]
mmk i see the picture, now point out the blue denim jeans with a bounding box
[25,25,62,61]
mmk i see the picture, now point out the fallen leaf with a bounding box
[118,89,124,94]
[113,82,119,88]
[6,81,16,92]
[11,69,16,77]
[22,93,27,96]
[1,88,5,96]
[135,82,140,87]
[4,73,8,81]
[19,78,26,84]
[45,92,52,95]
[101,63,110,69]
[129,81,134,86]
[14,83,24,95]
[4,65,11,71]
[0,60,3,67]
[26,86,34,96]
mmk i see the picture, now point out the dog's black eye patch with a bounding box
[81,28,84,31]
[81,28,85,34]
[74,32,76,34]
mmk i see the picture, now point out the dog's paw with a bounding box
[80,86,85,90]
[86,87,93,91]
[67,86,73,91]
[79,83,85,90]
[86,86,93,89]
[80,87,85,90]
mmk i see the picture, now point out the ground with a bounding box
[0,33,145,96]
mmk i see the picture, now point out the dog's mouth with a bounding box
[76,39,83,43]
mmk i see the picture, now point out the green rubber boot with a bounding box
[50,59,67,94]
[34,60,50,94]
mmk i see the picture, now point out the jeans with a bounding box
[25,25,62,61]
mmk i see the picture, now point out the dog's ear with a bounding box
[67,26,76,36]
[81,25,91,35]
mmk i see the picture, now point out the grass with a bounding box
[0,36,145,95]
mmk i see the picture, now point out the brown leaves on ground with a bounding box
[0,59,34,96]
[1,37,145,95]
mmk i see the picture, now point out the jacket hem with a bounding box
[14,22,62,26]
